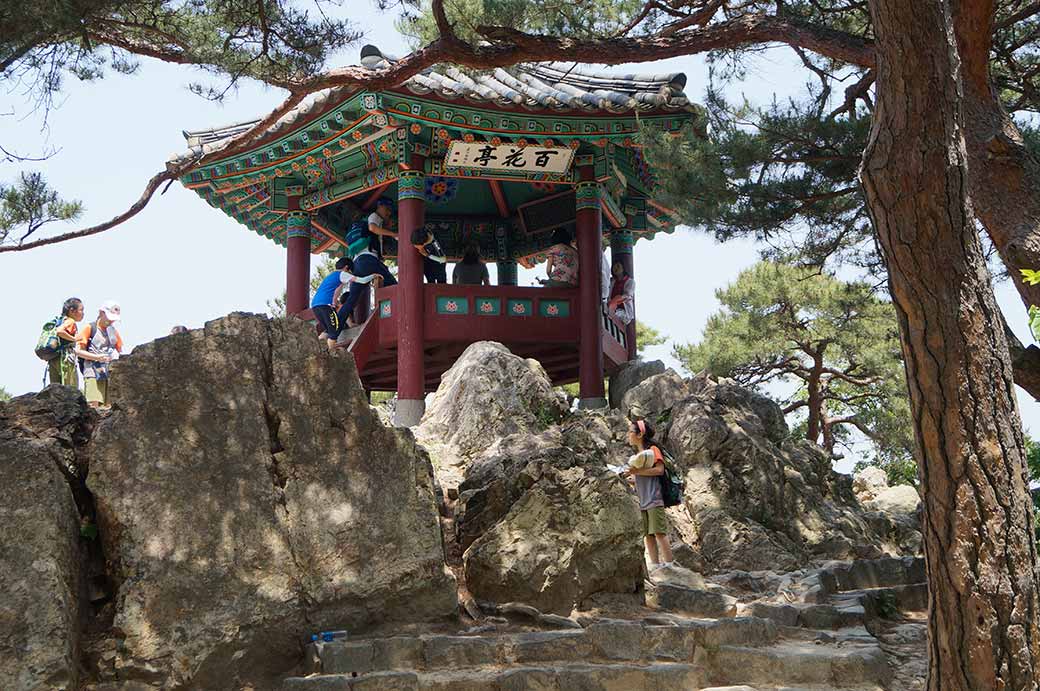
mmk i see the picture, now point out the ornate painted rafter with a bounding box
[175,57,704,251]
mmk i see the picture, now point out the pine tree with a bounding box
[674,261,911,464]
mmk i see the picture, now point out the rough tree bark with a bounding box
[861,0,1040,688]
[806,348,825,444]
[953,0,1040,312]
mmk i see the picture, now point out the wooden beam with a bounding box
[488,180,510,218]
[311,218,345,249]
[314,236,339,254]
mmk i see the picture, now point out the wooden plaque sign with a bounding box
[445,142,575,174]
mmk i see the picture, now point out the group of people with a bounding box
[310,200,637,351]
[42,298,124,408]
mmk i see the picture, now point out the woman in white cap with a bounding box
[76,300,123,408]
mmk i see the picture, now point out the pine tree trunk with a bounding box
[806,350,825,445]
[860,0,1040,688]
[952,0,1040,313]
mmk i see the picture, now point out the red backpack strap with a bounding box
[651,445,664,464]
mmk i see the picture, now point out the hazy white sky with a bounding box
[2,2,1037,469]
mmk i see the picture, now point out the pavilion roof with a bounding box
[170,45,696,165]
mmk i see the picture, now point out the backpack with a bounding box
[345,220,373,258]
[654,446,685,508]
[35,316,66,361]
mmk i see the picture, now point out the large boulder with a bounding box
[620,370,689,422]
[88,314,456,689]
[416,342,567,465]
[426,347,644,614]
[867,485,921,517]
[463,463,644,615]
[660,373,920,572]
[609,359,666,409]
[455,414,633,551]
[0,387,94,690]
[853,466,890,503]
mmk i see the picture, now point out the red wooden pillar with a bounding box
[285,211,312,316]
[575,177,607,409]
[610,230,637,361]
[394,168,426,426]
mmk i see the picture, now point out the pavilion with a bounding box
[170,45,702,426]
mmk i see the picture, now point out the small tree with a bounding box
[0,173,82,245]
[675,261,911,463]
[635,320,666,358]
[0,386,10,402]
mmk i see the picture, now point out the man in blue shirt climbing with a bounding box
[310,257,375,350]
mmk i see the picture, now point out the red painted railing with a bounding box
[294,286,629,370]
[373,284,582,347]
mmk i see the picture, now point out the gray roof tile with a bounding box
[172,44,694,165]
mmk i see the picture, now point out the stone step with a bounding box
[283,661,705,690]
[704,640,892,688]
[747,602,865,630]
[831,583,929,617]
[647,582,738,618]
[819,557,925,594]
[699,687,884,691]
[308,618,778,676]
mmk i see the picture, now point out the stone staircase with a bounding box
[283,610,892,690]
[282,545,926,691]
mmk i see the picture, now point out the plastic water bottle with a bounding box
[310,630,348,643]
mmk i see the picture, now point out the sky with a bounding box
[2,2,1038,473]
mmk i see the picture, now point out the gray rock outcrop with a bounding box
[423,345,644,613]
[463,462,644,615]
[457,414,644,614]
[0,387,94,691]
[608,359,666,409]
[852,466,890,502]
[417,341,567,463]
[659,374,921,571]
[621,369,689,422]
[87,314,456,688]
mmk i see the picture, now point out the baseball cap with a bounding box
[375,196,394,208]
[101,300,122,322]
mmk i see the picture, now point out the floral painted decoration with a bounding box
[479,300,495,313]
[444,300,459,313]
[425,176,459,204]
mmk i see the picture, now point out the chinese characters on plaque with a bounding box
[445,142,575,174]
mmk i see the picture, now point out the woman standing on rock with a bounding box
[621,420,674,573]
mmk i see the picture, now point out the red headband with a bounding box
[637,420,646,435]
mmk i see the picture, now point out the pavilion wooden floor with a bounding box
[358,341,588,392]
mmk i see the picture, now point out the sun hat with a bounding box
[101,300,122,323]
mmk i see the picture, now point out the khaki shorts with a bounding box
[642,507,667,536]
[48,358,79,388]
[84,378,108,406]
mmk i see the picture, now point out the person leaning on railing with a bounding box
[543,228,578,288]
[607,261,635,325]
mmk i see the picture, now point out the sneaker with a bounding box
[649,562,667,573]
